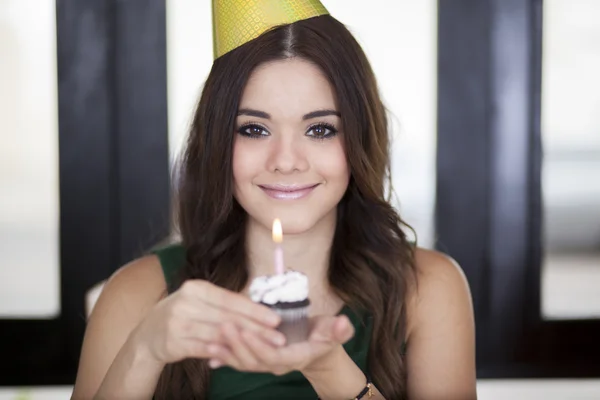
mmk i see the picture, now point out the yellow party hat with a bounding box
[212,0,329,59]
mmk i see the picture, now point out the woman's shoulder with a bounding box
[89,242,187,319]
[72,252,169,398]
[81,252,168,364]
[96,252,168,315]
[405,247,474,338]
[104,241,187,302]
[412,247,468,286]
[402,250,477,398]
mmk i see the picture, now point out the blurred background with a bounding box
[1,0,598,398]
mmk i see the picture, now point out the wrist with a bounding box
[95,331,165,399]
[127,327,165,368]
[302,346,366,400]
[301,344,346,378]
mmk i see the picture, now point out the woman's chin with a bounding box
[258,211,336,236]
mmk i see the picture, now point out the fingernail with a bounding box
[209,359,222,368]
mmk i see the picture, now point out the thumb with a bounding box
[309,315,355,343]
[309,316,340,342]
[333,315,355,344]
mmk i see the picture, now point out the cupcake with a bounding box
[249,270,310,344]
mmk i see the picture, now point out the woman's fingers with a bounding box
[181,280,280,326]
[178,320,226,344]
[183,338,211,359]
[220,323,263,371]
[179,281,286,346]
[206,324,265,372]
[309,315,354,343]
[198,307,286,346]
[241,330,311,373]
[207,343,239,369]
[240,330,282,365]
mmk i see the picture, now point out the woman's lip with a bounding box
[259,184,319,200]
[259,184,318,191]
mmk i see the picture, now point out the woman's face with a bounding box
[233,58,350,234]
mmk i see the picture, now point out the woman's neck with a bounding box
[244,211,343,314]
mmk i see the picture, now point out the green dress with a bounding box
[153,244,373,400]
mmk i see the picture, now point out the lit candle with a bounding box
[272,218,285,275]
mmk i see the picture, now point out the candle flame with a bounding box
[272,218,282,243]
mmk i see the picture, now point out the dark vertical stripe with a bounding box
[114,0,170,267]
[437,0,600,378]
[487,0,534,362]
[436,0,492,365]
[56,0,116,375]
[0,0,169,385]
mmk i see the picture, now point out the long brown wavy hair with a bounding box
[154,14,416,400]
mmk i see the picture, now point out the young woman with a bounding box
[72,3,476,399]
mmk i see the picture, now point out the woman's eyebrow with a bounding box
[302,109,341,120]
[237,108,341,120]
[238,108,271,119]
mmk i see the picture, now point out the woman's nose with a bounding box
[266,132,309,174]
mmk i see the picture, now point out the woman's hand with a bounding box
[206,314,355,375]
[128,280,285,365]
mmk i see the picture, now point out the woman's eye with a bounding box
[238,124,269,138]
[307,124,338,139]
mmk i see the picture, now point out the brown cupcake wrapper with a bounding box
[272,305,309,344]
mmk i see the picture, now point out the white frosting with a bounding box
[249,270,309,305]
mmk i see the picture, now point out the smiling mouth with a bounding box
[258,184,319,200]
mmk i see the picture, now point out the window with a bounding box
[0,0,60,318]
[541,0,600,320]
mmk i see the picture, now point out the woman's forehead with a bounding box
[239,59,337,118]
